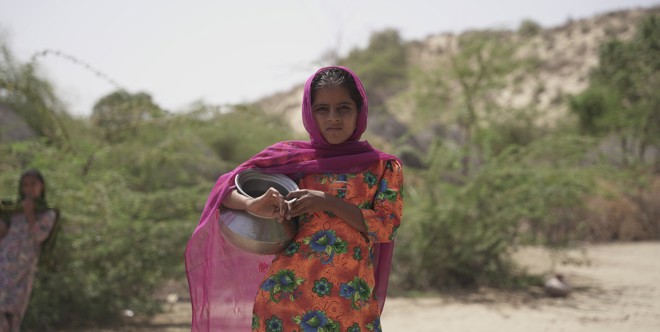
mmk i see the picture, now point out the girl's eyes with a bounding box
[312,105,354,115]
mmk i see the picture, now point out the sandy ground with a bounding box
[95,242,660,332]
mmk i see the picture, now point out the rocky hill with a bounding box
[256,6,658,138]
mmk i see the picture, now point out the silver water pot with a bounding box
[219,169,298,255]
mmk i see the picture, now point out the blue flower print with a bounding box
[261,277,275,291]
[353,247,363,261]
[347,322,362,332]
[303,230,348,264]
[284,241,301,257]
[363,170,378,188]
[313,277,333,297]
[340,283,356,298]
[378,179,388,193]
[293,310,339,332]
[260,269,304,303]
[340,277,372,309]
[265,315,283,332]
[279,273,293,287]
[302,310,327,329]
[309,230,337,253]
[376,179,398,202]
[366,317,381,332]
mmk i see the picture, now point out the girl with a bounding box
[186,67,403,331]
[0,170,58,332]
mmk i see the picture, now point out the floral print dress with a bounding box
[0,210,57,332]
[252,160,403,332]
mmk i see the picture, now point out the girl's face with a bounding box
[21,175,44,200]
[312,87,358,145]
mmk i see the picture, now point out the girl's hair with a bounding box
[311,67,363,111]
[18,169,47,201]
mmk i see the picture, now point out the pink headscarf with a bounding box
[185,66,400,331]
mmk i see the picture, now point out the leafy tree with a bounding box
[0,41,70,144]
[91,90,165,143]
[571,15,660,165]
[340,28,408,106]
[412,30,527,176]
[518,19,542,37]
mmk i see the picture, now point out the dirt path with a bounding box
[95,242,660,331]
[383,242,660,331]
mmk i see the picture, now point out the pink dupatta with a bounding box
[184,66,400,331]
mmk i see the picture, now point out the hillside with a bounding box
[256,7,658,136]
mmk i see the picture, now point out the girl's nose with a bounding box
[328,109,341,121]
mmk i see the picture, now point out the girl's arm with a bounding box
[285,190,366,232]
[359,161,403,243]
[286,160,403,242]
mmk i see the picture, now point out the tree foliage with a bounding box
[0,103,292,329]
[411,30,529,176]
[394,135,605,290]
[91,90,165,143]
[518,19,542,37]
[571,15,660,164]
[340,28,408,105]
[0,42,70,144]
[0,42,292,328]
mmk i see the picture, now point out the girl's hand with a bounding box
[245,187,287,222]
[285,189,329,219]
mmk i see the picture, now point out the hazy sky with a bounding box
[1,0,657,116]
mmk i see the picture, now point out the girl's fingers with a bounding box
[265,187,282,199]
[277,198,287,223]
[287,201,307,219]
[285,190,307,200]
[262,187,288,221]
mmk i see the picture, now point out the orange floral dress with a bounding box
[252,160,403,332]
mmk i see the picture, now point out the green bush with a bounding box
[393,135,604,290]
[518,19,542,37]
[0,101,291,329]
[570,15,660,166]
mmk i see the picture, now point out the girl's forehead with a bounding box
[312,87,352,100]
[22,175,41,183]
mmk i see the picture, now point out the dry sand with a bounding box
[99,242,660,332]
[382,242,660,332]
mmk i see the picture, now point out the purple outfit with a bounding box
[0,210,57,332]
[185,66,402,331]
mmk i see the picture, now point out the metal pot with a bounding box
[219,169,298,255]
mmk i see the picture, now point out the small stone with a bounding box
[544,274,572,298]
